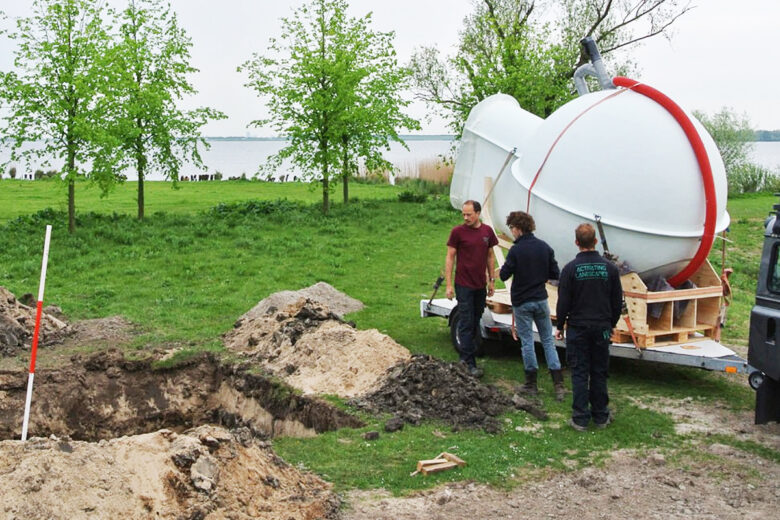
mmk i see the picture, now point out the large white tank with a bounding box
[452,85,730,282]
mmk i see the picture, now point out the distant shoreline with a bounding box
[204,135,457,142]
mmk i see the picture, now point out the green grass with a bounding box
[274,399,677,492]
[0,181,773,494]
[0,179,401,224]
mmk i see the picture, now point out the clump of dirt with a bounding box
[225,290,410,398]
[0,425,340,520]
[350,355,546,432]
[0,286,71,356]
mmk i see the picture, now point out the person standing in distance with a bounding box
[446,200,498,377]
[497,211,565,400]
[555,223,623,431]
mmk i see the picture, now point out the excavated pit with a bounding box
[0,349,362,442]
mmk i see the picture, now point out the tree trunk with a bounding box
[323,173,330,214]
[68,179,75,234]
[67,145,76,234]
[342,139,349,204]
[136,138,146,220]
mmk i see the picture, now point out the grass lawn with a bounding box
[0,179,400,224]
[0,181,773,493]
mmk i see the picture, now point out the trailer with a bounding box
[420,294,756,377]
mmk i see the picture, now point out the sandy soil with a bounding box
[225,285,410,397]
[0,425,338,520]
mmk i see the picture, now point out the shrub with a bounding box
[8,166,16,179]
[397,190,428,203]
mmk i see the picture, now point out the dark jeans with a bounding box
[455,284,486,368]
[566,325,611,427]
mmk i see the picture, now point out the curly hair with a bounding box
[505,211,535,234]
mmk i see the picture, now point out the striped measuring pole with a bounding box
[21,225,52,441]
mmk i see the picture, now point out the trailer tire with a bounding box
[449,305,484,357]
[749,370,765,391]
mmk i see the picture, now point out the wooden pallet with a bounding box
[614,260,722,348]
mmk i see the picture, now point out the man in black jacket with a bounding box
[555,223,623,431]
[497,211,565,399]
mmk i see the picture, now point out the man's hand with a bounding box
[487,279,495,297]
[446,285,454,300]
[555,329,564,341]
[494,267,501,280]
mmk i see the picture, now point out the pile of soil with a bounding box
[240,281,364,320]
[0,287,70,356]
[351,355,546,432]
[224,286,410,398]
[0,425,339,520]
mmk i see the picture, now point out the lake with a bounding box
[1,138,779,181]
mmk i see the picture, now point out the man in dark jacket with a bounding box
[497,211,565,400]
[555,223,623,431]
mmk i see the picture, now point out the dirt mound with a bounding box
[350,355,546,432]
[225,296,410,398]
[0,425,339,520]
[0,287,70,356]
[242,282,364,320]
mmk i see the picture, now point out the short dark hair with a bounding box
[505,211,535,234]
[463,200,481,213]
[575,223,597,249]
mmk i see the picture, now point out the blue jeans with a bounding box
[566,325,611,427]
[455,284,486,368]
[513,299,561,372]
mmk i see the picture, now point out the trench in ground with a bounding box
[0,350,363,442]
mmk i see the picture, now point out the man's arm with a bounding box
[609,266,624,328]
[555,266,572,339]
[486,247,496,297]
[445,246,457,300]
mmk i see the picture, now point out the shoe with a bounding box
[569,418,588,432]
[550,369,566,402]
[468,365,484,378]
[517,370,538,395]
[594,412,613,429]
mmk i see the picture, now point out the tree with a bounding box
[0,0,118,233]
[694,108,774,194]
[240,0,418,212]
[110,0,225,220]
[410,0,693,134]
[328,11,420,203]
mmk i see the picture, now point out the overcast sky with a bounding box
[1,0,777,136]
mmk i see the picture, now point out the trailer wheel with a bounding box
[449,305,484,357]
[749,370,765,391]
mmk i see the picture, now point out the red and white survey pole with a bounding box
[21,224,52,441]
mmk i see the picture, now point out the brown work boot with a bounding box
[516,370,538,396]
[550,369,566,402]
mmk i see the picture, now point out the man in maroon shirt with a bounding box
[445,200,498,377]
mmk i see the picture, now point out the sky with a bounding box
[0,0,777,136]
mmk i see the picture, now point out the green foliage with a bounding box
[110,0,225,220]
[694,107,776,194]
[0,0,120,233]
[397,190,428,203]
[239,0,418,212]
[410,0,692,133]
